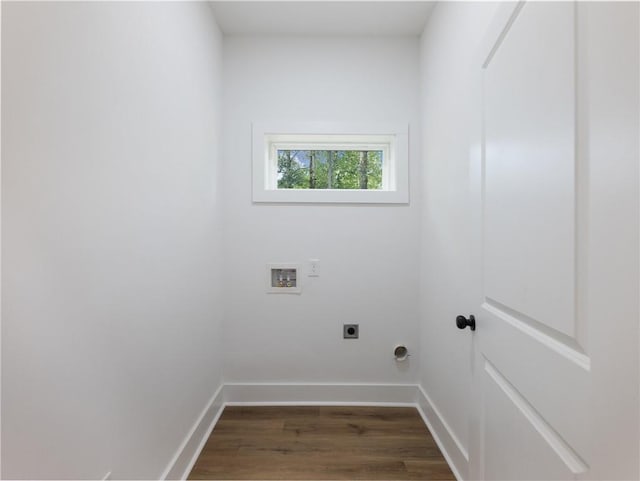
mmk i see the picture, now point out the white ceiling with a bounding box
[209,1,436,36]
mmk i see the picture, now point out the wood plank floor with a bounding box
[188,406,455,480]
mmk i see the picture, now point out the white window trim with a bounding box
[252,122,409,204]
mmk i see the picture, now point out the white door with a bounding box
[468,2,639,479]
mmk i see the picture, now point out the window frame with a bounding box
[252,122,409,204]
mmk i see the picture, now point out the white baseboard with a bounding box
[224,382,419,406]
[416,385,469,481]
[160,383,469,481]
[160,384,225,481]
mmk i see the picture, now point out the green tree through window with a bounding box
[277,150,383,190]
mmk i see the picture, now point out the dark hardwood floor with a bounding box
[188,406,455,480]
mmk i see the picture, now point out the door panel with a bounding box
[479,311,590,459]
[470,1,638,479]
[484,1,576,339]
[475,3,589,479]
[483,361,580,480]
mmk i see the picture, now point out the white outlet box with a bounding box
[267,264,301,294]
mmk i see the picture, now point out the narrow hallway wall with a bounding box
[2,3,224,478]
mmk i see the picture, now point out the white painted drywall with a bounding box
[418,1,499,460]
[210,1,435,36]
[221,36,421,384]
[2,2,224,479]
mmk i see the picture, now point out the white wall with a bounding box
[221,36,421,385]
[2,2,224,479]
[418,0,499,467]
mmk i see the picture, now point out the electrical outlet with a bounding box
[309,258,320,277]
[343,324,359,339]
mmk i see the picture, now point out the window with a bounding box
[276,147,386,191]
[252,122,409,203]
